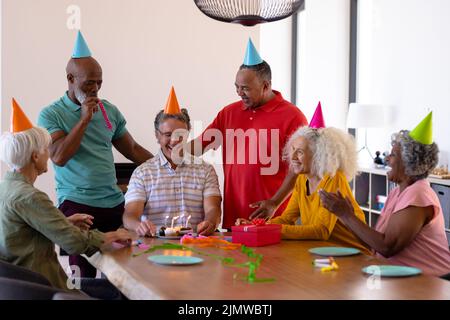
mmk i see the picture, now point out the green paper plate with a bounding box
[362,265,422,277]
[148,255,203,266]
[308,247,361,257]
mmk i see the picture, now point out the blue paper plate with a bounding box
[362,265,422,277]
[147,255,203,266]
[308,247,361,257]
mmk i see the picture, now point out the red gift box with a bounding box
[231,224,282,247]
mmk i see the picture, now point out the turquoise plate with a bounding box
[147,255,203,266]
[362,265,422,277]
[308,247,361,257]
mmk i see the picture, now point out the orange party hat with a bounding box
[164,86,182,115]
[11,98,33,133]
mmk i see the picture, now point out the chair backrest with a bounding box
[52,292,95,300]
[0,277,61,300]
[0,259,51,286]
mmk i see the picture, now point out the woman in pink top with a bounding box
[320,130,450,277]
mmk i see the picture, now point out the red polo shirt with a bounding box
[200,91,308,228]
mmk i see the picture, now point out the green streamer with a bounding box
[133,241,275,283]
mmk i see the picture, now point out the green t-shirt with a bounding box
[38,92,127,208]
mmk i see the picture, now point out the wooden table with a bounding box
[86,236,450,300]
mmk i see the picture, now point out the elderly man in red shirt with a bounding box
[190,39,307,229]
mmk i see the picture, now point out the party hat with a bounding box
[72,30,92,58]
[409,111,433,145]
[164,86,181,115]
[243,38,263,66]
[11,98,33,133]
[309,101,326,129]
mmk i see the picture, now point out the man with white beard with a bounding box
[38,31,152,277]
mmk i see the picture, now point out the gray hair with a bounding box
[239,60,272,82]
[0,127,51,171]
[391,130,439,180]
[284,126,358,180]
[154,108,191,131]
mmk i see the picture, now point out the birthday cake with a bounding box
[159,226,193,237]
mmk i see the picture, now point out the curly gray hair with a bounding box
[283,126,358,180]
[391,130,439,180]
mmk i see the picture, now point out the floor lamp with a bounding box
[347,103,386,160]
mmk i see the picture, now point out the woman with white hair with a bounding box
[0,120,132,297]
[320,117,450,277]
[239,126,370,253]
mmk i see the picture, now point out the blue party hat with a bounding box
[72,31,92,58]
[243,38,263,66]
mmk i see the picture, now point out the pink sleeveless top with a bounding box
[375,179,450,276]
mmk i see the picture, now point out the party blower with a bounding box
[98,101,113,131]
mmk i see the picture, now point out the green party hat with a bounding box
[409,111,433,145]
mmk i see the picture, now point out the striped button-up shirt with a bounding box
[125,150,221,229]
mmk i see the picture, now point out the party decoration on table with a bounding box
[132,239,150,250]
[409,111,433,145]
[231,218,281,247]
[309,101,326,129]
[133,240,275,283]
[11,98,34,133]
[147,255,203,266]
[251,218,267,226]
[180,234,240,250]
[98,101,113,131]
[312,257,339,272]
[308,247,361,257]
[362,265,422,277]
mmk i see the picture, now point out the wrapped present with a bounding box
[231,221,281,247]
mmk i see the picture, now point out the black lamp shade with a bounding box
[194,0,305,26]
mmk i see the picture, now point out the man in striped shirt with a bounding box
[123,92,222,236]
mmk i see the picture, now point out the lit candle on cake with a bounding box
[185,215,192,228]
[164,215,169,227]
[180,214,185,227]
[171,216,179,229]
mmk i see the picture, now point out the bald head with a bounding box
[66,56,102,77]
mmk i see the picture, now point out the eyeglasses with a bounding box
[156,129,173,139]
[156,129,189,140]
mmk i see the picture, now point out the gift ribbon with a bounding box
[243,218,267,232]
[252,218,266,226]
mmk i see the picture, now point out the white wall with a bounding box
[1,0,260,202]
[260,18,292,102]
[296,0,351,128]
[357,0,450,167]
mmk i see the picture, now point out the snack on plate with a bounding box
[158,226,193,237]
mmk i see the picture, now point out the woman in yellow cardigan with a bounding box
[239,126,370,253]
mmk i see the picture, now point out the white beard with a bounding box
[74,89,87,105]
